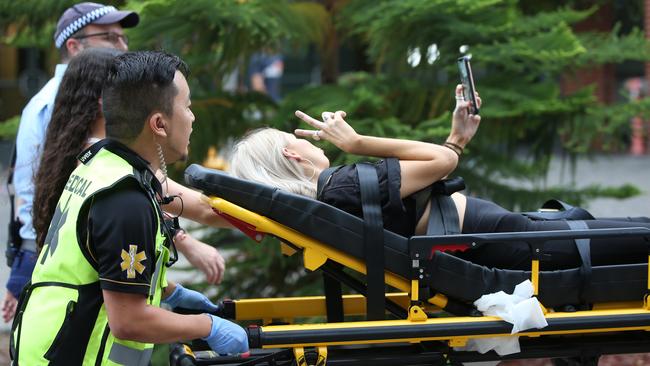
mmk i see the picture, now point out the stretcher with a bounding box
[171,164,650,366]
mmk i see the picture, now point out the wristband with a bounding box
[443,141,463,157]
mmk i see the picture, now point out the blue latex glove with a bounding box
[162,284,218,313]
[202,314,249,355]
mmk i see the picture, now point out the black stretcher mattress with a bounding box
[185,164,650,308]
[185,164,411,277]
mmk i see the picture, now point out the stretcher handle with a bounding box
[169,343,196,366]
[174,304,226,318]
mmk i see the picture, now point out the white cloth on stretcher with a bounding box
[456,280,548,357]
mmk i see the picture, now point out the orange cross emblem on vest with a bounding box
[120,245,146,279]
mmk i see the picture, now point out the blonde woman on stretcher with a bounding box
[230,85,650,271]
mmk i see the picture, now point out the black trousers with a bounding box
[457,197,650,270]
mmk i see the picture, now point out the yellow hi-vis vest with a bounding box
[12,144,171,366]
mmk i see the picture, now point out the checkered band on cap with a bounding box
[55,5,117,48]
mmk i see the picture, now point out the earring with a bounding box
[156,143,168,179]
[156,143,170,196]
[302,158,317,181]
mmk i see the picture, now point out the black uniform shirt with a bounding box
[80,178,158,295]
[318,158,418,237]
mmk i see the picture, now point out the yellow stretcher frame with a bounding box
[231,293,415,321]
[203,195,650,362]
[206,196,458,309]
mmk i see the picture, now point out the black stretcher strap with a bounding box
[384,159,404,221]
[322,266,344,323]
[321,261,408,319]
[424,178,464,236]
[566,220,592,305]
[426,195,460,236]
[523,199,595,221]
[356,163,386,320]
[318,167,349,322]
[543,199,594,220]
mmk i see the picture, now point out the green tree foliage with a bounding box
[125,0,330,163]
[2,0,648,317]
[0,115,19,140]
[277,0,650,210]
[0,1,82,47]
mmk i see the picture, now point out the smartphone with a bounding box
[457,56,479,115]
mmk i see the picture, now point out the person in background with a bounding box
[248,48,284,103]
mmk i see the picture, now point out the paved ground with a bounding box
[0,152,647,365]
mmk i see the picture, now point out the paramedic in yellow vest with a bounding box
[11,51,248,365]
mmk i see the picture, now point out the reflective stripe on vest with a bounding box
[149,252,165,298]
[108,343,154,366]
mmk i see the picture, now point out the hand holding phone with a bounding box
[457,56,479,115]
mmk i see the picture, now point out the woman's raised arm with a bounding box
[294,85,481,198]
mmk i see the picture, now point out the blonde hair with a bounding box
[229,128,317,198]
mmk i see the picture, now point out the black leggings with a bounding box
[457,197,650,270]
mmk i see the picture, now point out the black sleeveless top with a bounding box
[318,158,421,237]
